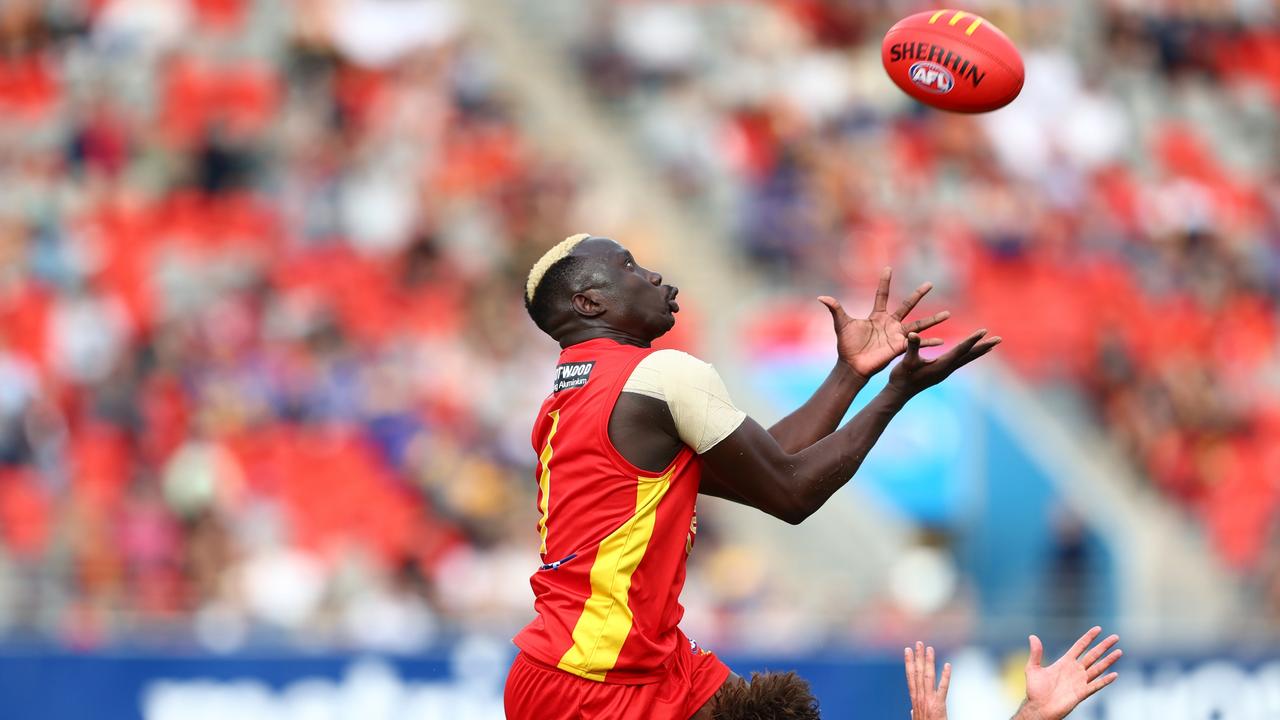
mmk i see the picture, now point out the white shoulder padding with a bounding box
[623,350,747,454]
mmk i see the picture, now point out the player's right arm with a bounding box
[701,330,998,524]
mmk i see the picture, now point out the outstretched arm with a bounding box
[765,268,949,453]
[701,329,999,524]
[765,361,867,454]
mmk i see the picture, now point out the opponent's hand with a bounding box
[887,328,1000,397]
[1015,627,1122,720]
[819,267,950,380]
[905,641,950,720]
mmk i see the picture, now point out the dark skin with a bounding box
[540,236,1001,717]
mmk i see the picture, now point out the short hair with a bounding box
[526,233,590,304]
[712,672,821,720]
[525,233,591,334]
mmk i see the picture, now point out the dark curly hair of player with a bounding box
[711,671,821,720]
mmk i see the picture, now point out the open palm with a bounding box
[1022,627,1123,720]
[820,267,950,379]
[904,642,951,720]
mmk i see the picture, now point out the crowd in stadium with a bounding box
[0,0,577,650]
[2,0,1280,653]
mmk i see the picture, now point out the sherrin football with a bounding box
[881,9,1024,113]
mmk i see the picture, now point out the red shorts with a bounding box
[504,640,731,720]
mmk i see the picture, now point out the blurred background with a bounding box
[0,0,1278,718]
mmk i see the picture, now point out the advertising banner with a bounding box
[1,639,1277,719]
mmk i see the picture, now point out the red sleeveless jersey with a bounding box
[513,338,703,684]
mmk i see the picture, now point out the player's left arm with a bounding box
[765,267,949,453]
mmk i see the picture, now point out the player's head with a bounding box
[711,672,821,720]
[525,234,679,345]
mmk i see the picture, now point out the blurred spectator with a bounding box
[5,0,1280,654]
[0,0,587,652]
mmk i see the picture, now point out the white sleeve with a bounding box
[622,349,747,454]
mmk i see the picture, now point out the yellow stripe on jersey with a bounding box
[537,410,561,555]
[557,470,673,681]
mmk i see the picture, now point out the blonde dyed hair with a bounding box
[525,233,591,304]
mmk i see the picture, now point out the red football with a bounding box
[881,9,1024,113]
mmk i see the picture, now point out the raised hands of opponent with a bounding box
[818,267,951,380]
[904,627,1123,720]
[1014,627,1122,720]
[904,642,950,720]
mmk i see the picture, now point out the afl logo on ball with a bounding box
[908,61,954,94]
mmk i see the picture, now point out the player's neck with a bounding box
[557,327,651,350]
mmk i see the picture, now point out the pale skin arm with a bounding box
[904,628,1123,720]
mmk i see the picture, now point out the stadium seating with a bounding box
[2,0,1279,656]
[0,0,566,649]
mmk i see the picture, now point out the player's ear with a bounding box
[571,289,607,318]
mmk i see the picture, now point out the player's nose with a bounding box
[648,271,662,286]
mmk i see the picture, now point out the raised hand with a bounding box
[904,641,951,720]
[1015,627,1123,720]
[819,267,950,380]
[888,328,1001,397]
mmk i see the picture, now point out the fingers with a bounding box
[1084,671,1119,698]
[1066,626,1103,662]
[919,337,945,348]
[904,646,918,701]
[924,645,936,692]
[1027,634,1044,669]
[953,336,1002,369]
[905,332,923,364]
[1088,649,1123,681]
[915,641,926,698]
[936,328,988,367]
[874,267,892,313]
[892,281,933,320]
[818,295,850,323]
[1080,634,1119,668]
[905,642,951,712]
[905,310,950,334]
